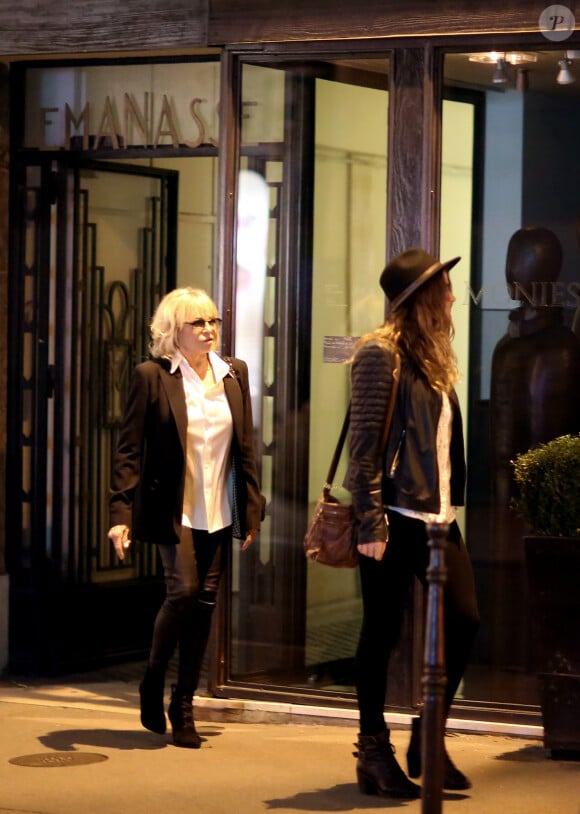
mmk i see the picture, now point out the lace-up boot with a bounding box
[168,684,202,748]
[354,730,420,798]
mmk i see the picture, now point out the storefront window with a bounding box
[14,48,577,719]
[442,49,580,711]
[230,52,544,718]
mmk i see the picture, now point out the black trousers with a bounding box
[149,526,229,694]
[355,510,480,736]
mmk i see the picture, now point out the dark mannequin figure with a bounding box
[490,226,580,669]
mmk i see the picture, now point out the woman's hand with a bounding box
[108,525,131,560]
[241,529,258,551]
[357,541,387,561]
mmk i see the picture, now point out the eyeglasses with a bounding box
[184,318,222,331]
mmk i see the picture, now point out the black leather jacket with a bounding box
[344,339,466,544]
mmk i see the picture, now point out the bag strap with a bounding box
[323,351,401,497]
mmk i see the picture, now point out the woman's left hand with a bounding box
[357,541,387,561]
[241,529,258,551]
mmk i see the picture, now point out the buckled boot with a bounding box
[168,684,202,749]
[139,667,166,734]
[354,730,421,799]
[407,715,472,790]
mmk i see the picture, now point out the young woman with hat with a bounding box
[345,248,480,799]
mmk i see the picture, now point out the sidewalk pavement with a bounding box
[0,676,579,814]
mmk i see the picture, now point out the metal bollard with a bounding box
[421,522,449,814]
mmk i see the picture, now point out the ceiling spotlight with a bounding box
[492,59,508,85]
[557,57,575,85]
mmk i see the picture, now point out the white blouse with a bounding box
[171,350,233,533]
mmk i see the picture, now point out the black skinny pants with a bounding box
[149,526,229,694]
[355,510,480,736]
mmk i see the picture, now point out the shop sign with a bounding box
[36,92,218,150]
[23,63,221,151]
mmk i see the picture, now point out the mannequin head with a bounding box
[505,226,562,301]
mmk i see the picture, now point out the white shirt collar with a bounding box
[170,349,230,383]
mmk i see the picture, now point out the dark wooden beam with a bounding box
[1,0,577,56]
[0,0,208,55]
[208,0,565,45]
[387,46,442,260]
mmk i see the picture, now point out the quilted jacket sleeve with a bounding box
[345,340,397,544]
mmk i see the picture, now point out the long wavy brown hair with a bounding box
[355,270,459,394]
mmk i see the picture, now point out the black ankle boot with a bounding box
[406,715,472,790]
[443,751,472,791]
[168,685,202,749]
[354,730,421,799]
[139,667,166,734]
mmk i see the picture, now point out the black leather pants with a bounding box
[149,526,229,694]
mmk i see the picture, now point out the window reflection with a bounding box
[443,49,580,710]
[235,169,269,425]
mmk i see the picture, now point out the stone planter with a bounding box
[525,536,580,757]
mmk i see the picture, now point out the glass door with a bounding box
[225,57,391,699]
[306,75,388,691]
[222,52,486,719]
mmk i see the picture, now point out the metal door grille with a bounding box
[8,161,177,587]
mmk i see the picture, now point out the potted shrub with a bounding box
[512,434,580,758]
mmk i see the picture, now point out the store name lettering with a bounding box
[38,92,219,150]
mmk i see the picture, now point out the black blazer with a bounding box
[109,355,263,544]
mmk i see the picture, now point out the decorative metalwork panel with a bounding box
[10,162,176,586]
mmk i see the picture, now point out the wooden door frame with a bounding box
[6,156,178,673]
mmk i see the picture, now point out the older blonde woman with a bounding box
[108,288,263,748]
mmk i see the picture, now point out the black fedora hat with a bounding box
[380,248,460,311]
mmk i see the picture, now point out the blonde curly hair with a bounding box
[149,288,220,359]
